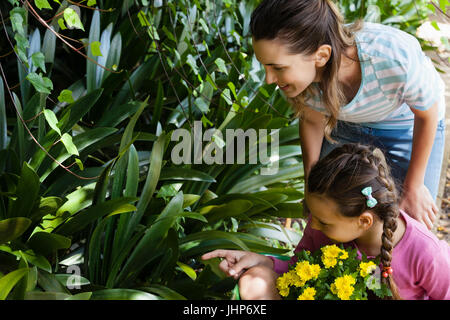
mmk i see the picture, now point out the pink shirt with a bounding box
[271,210,450,300]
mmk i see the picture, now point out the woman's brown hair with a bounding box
[250,0,361,142]
[307,143,402,300]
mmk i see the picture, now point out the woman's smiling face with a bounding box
[252,38,319,98]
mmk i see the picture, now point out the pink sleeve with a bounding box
[270,216,333,274]
[416,241,450,300]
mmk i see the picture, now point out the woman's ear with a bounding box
[358,212,374,230]
[314,44,332,67]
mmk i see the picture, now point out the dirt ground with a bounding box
[417,12,450,245]
[436,163,450,243]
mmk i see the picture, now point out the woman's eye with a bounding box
[273,67,283,71]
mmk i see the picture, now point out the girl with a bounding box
[202,144,450,300]
[249,0,446,230]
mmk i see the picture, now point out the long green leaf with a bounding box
[159,167,216,182]
[87,9,100,92]
[123,132,166,243]
[0,268,29,300]
[0,217,32,244]
[27,232,71,256]
[0,78,7,150]
[9,162,40,218]
[117,191,184,286]
[91,289,161,300]
[111,144,139,264]
[142,285,187,300]
[55,197,137,236]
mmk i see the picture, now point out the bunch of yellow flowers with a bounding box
[276,245,391,300]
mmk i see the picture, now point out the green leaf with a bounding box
[123,132,165,242]
[194,97,210,113]
[201,200,253,225]
[31,52,46,73]
[65,292,92,300]
[142,285,186,300]
[87,0,96,6]
[0,268,29,300]
[10,162,40,218]
[10,8,26,35]
[186,54,199,75]
[90,41,102,57]
[26,73,53,94]
[43,109,61,136]
[199,18,209,34]
[34,0,52,10]
[57,89,74,104]
[27,232,71,256]
[75,158,84,171]
[180,230,250,251]
[0,218,32,244]
[117,192,184,286]
[215,58,228,74]
[176,261,197,281]
[24,292,70,300]
[54,274,90,287]
[159,168,216,182]
[58,18,67,30]
[64,7,84,31]
[60,133,79,156]
[221,88,233,105]
[182,194,201,208]
[91,289,161,300]
[55,197,137,236]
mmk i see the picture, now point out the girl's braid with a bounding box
[374,156,402,300]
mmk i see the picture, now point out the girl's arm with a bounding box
[299,106,327,180]
[400,102,439,230]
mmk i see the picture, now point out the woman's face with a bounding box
[305,192,364,243]
[252,38,320,98]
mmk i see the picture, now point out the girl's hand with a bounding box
[399,184,438,230]
[201,250,274,280]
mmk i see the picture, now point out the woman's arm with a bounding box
[400,102,439,229]
[299,107,327,180]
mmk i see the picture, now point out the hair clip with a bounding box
[382,266,393,278]
[361,186,377,208]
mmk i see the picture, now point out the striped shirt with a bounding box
[305,22,445,129]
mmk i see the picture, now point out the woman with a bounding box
[250,0,446,229]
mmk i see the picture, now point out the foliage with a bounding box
[276,245,391,300]
[0,0,303,300]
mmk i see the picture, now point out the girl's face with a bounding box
[252,38,321,98]
[305,193,366,243]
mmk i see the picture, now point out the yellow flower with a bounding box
[295,261,321,282]
[321,245,341,259]
[321,245,348,267]
[277,270,304,296]
[322,256,337,268]
[359,261,377,278]
[278,287,290,297]
[298,287,316,300]
[330,275,356,300]
[339,250,348,260]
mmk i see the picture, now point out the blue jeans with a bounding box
[320,119,446,200]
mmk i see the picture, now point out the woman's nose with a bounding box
[265,69,276,85]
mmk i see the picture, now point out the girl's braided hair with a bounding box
[307,143,402,300]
